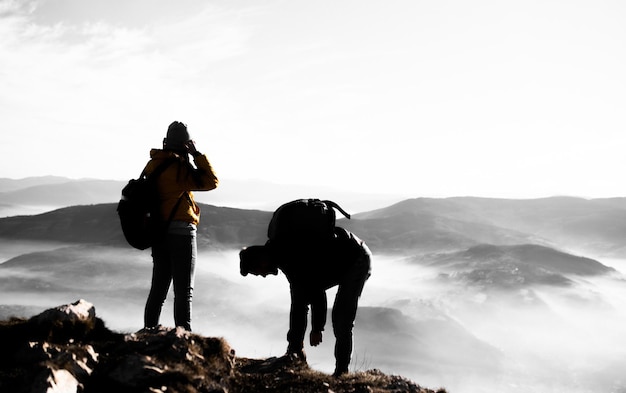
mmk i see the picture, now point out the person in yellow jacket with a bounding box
[143,121,218,331]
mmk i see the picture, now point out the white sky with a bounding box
[1,0,625,198]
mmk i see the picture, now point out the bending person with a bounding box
[240,227,372,376]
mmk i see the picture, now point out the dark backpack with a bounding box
[117,158,183,250]
[267,199,351,246]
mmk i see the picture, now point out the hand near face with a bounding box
[185,140,198,154]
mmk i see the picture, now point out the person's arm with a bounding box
[185,140,219,191]
[309,289,327,346]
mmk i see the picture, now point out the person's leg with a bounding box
[171,233,196,331]
[286,296,309,359]
[144,241,173,328]
[332,253,371,376]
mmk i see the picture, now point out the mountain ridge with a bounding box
[345,196,626,257]
[0,176,407,215]
[3,194,626,260]
[0,203,271,250]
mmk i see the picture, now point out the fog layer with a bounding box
[1,245,625,393]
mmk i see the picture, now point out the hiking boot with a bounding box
[333,367,349,378]
[138,324,163,334]
[285,349,307,362]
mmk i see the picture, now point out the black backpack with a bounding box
[117,158,184,250]
[267,199,351,246]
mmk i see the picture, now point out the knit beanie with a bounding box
[164,121,190,151]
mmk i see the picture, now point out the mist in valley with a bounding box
[1,242,625,393]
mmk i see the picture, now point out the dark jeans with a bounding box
[285,247,372,374]
[144,233,197,331]
[332,250,371,374]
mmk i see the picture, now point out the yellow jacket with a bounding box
[143,149,218,226]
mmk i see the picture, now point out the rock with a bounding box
[1,300,444,393]
[31,368,79,393]
[29,299,98,342]
[106,353,166,388]
[239,354,308,374]
[33,299,96,325]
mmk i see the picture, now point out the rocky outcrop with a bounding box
[0,300,445,393]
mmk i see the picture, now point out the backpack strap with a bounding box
[141,157,177,180]
[166,191,193,222]
[163,192,186,228]
[322,200,351,219]
[147,158,183,231]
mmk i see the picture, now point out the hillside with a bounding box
[416,243,615,289]
[344,196,626,256]
[0,300,444,393]
[340,209,539,253]
[2,195,626,261]
[6,178,626,256]
[4,175,626,257]
[0,203,271,250]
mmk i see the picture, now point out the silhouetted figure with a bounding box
[143,121,218,331]
[240,227,372,376]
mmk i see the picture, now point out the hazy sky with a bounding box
[1,0,625,198]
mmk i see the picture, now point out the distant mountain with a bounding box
[7,178,625,257]
[0,204,124,244]
[0,180,123,207]
[0,176,71,192]
[3,195,626,260]
[0,176,406,217]
[0,199,570,256]
[442,197,626,254]
[0,177,126,217]
[339,197,555,253]
[417,243,615,288]
[344,197,626,257]
[0,203,271,249]
[1,197,620,295]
